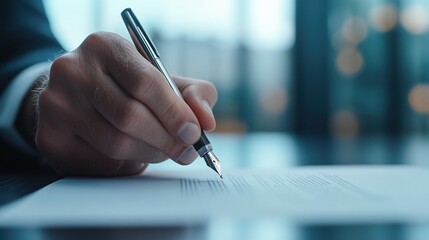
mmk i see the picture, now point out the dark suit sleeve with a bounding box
[0,0,63,172]
[0,0,63,93]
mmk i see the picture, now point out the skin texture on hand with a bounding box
[31,32,217,176]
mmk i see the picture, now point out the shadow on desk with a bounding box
[0,226,205,240]
[1,223,427,240]
[0,174,58,207]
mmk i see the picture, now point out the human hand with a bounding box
[34,32,217,176]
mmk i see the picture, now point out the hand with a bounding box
[34,32,217,176]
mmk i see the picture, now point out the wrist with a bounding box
[15,72,49,148]
[0,62,51,156]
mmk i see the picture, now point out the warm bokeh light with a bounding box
[330,110,360,138]
[408,84,429,114]
[369,3,398,32]
[336,47,364,76]
[341,17,368,44]
[259,88,288,116]
[215,118,247,133]
[400,5,429,35]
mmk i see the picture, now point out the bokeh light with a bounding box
[330,110,360,138]
[408,84,429,114]
[400,4,429,35]
[259,88,288,116]
[369,3,398,33]
[216,119,247,133]
[336,47,364,76]
[341,17,368,44]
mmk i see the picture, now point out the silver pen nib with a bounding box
[203,151,222,179]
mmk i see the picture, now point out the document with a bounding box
[1,165,429,226]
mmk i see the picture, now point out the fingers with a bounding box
[39,134,149,177]
[36,98,148,176]
[86,77,199,165]
[86,74,189,161]
[44,51,199,165]
[79,32,201,146]
[36,32,218,176]
[173,76,218,131]
[39,84,169,164]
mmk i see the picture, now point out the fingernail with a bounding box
[177,147,198,165]
[202,100,214,118]
[178,122,200,145]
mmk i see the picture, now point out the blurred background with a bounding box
[43,0,429,138]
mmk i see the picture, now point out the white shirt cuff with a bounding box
[0,62,52,156]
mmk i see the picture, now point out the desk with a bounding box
[1,133,429,240]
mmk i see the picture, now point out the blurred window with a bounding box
[43,0,429,136]
[43,0,295,132]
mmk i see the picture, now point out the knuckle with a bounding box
[200,80,215,91]
[81,32,126,59]
[113,101,141,133]
[162,98,180,116]
[78,32,114,71]
[199,80,218,103]
[160,100,186,126]
[130,67,160,98]
[105,132,132,160]
[182,80,218,105]
[82,32,109,51]
[50,54,75,80]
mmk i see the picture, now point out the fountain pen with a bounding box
[121,8,223,178]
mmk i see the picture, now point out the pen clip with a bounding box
[121,8,160,60]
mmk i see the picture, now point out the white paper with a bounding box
[1,165,429,226]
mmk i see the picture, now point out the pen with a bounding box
[121,8,223,179]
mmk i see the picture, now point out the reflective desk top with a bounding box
[1,133,429,240]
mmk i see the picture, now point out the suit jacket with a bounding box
[0,0,63,172]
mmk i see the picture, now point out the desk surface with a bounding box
[1,133,429,240]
